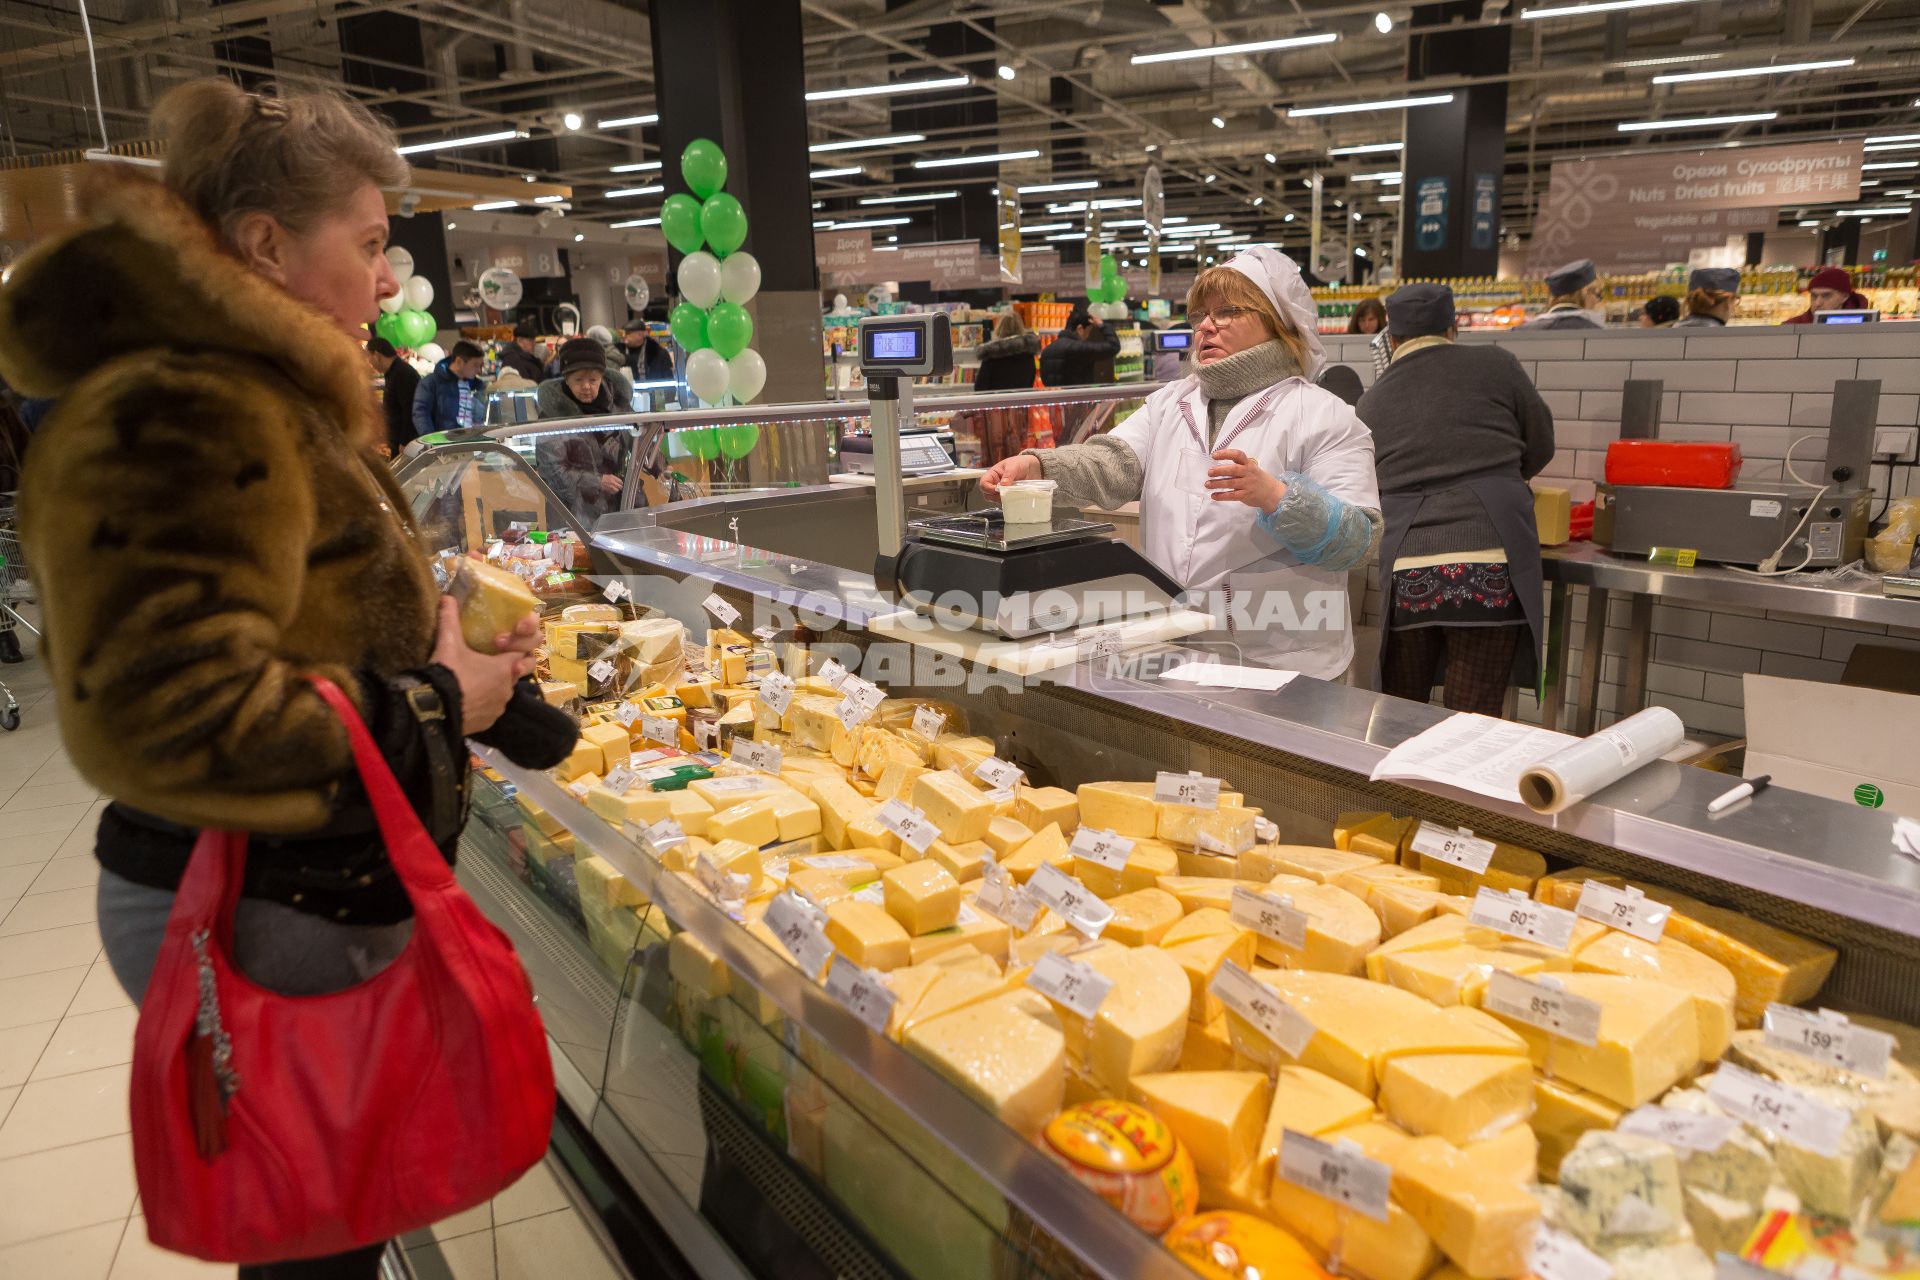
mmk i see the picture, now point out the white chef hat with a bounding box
[1223,247,1327,378]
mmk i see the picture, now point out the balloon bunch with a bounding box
[661,138,766,406]
[375,247,439,349]
[669,423,761,463]
[1086,253,1130,321]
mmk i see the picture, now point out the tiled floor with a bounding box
[0,640,624,1280]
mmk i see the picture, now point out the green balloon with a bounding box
[706,301,754,360]
[401,308,436,346]
[669,302,709,351]
[700,193,748,258]
[681,138,728,200]
[684,426,721,461]
[375,312,407,345]
[660,194,705,256]
[716,423,761,460]
[1099,254,1119,281]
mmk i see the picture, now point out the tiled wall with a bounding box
[1323,326,1920,738]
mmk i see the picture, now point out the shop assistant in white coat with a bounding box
[980,249,1383,679]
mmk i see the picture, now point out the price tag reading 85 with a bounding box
[1483,971,1601,1046]
[1763,1005,1893,1079]
[975,757,1024,792]
[1154,770,1220,808]
[1277,1131,1391,1223]
[1469,887,1579,951]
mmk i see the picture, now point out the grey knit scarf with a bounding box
[1193,340,1302,442]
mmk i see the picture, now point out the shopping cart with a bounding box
[0,494,37,731]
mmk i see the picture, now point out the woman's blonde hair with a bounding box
[1684,288,1737,320]
[1187,265,1311,372]
[993,311,1027,340]
[153,78,409,244]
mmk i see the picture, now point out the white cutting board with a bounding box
[865,607,1216,677]
[826,468,986,488]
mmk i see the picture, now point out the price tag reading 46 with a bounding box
[1277,1131,1391,1223]
[1469,887,1579,951]
[1210,961,1315,1057]
[1483,971,1601,1046]
[1025,950,1114,1020]
[1154,771,1220,809]
[1574,881,1670,944]
[1229,886,1309,951]
[1408,821,1496,875]
[1763,1005,1893,1079]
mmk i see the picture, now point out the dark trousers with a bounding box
[1381,624,1524,717]
[239,1243,387,1280]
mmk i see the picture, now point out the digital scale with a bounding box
[1147,329,1194,354]
[838,428,956,475]
[859,314,1185,639]
[1814,309,1881,324]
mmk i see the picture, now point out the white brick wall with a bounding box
[1328,325,1920,738]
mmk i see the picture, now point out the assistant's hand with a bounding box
[979,453,1042,499]
[598,473,625,495]
[432,597,538,735]
[1206,448,1287,514]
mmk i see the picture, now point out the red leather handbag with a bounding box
[130,676,555,1264]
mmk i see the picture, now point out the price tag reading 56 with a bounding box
[1277,1131,1391,1222]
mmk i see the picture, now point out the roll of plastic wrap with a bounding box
[1517,706,1686,814]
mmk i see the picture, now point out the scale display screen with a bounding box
[868,327,922,360]
[1156,330,1193,351]
[857,314,953,377]
[1814,309,1880,324]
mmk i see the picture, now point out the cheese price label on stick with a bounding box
[702,593,741,627]
[1154,770,1220,808]
[1483,971,1601,1046]
[1707,1063,1850,1157]
[1025,863,1114,938]
[1026,950,1114,1020]
[633,819,686,860]
[1528,1225,1614,1280]
[1069,826,1134,871]
[758,671,796,716]
[1230,886,1309,951]
[1211,961,1315,1057]
[1618,1106,1737,1153]
[731,739,783,775]
[752,625,779,643]
[587,658,617,685]
[975,757,1024,792]
[695,852,749,904]
[640,715,676,748]
[874,799,941,855]
[1763,1004,1893,1079]
[1575,880,1670,944]
[1277,1131,1391,1223]
[603,766,639,797]
[614,702,643,727]
[602,578,630,604]
[837,677,886,727]
[764,893,834,975]
[824,955,896,1035]
[974,860,1042,930]
[912,705,946,740]
[1408,821,1496,875]
[819,658,849,689]
[1470,887,1579,951]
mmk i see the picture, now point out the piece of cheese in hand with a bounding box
[883,862,962,936]
[910,770,996,844]
[824,900,912,971]
[1388,1135,1541,1280]
[1378,1053,1533,1147]
[903,990,1066,1140]
[1486,972,1700,1108]
[448,559,539,653]
[1129,1070,1271,1182]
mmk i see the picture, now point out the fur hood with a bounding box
[977,332,1041,360]
[0,165,382,451]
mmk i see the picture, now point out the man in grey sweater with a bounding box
[1357,284,1555,715]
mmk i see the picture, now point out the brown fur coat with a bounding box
[0,169,439,833]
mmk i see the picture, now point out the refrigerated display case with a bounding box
[396,414,1920,1280]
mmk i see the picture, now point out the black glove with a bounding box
[471,676,579,769]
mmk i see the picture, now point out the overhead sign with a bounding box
[817,230,874,287]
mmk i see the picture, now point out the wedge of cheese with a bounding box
[1074,839,1179,897]
[1164,930,1258,1024]
[1558,1130,1688,1250]
[1075,781,1160,838]
[1158,803,1255,851]
[1413,840,1546,898]
[911,770,995,844]
[1364,914,1479,982]
[930,733,994,773]
[812,777,876,850]
[1129,1070,1271,1181]
[1175,847,1245,880]
[1269,1125,1441,1280]
[894,969,1013,1040]
[1249,882,1381,976]
[1254,1066,1375,1189]
[922,839,991,885]
[1224,970,1435,1095]
[1182,1015,1237,1071]
[1012,786,1077,835]
[1241,845,1380,885]
[1155,875,1272,915]
[1574,931,1736,1060]
[788,867,856,908]
[1376,1006,1530,1066]
[1388,1135,1541,1279]
[1378,1053,1533,1146]
[1351,815,1417,864]
[1000,822,1071,882]
[824,900,912,971]
[875,761,930,803]
[1332,861,1441,908]
[707,791,822,847]
[1103,888,1185,946]
[882,862,962,936]
[1530,1075,1624,1181]
[688,773,796,813]
[903,990,1066,1140]
[1333,810,1393,851]
[1369,885,1448,938]
[1059,945,1190,1097]
[1462,1121,1538,1186]
[1378,945,1546,1007]
[1486,972,1700,1108]
[909,912,1012,966]
[983,816,1033,857]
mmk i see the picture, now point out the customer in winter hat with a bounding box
[1782,266,1871,324]
[1673,267,1741,328]
[533,338,636,521]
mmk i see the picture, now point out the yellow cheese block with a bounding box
[667,931,731,1000]
[1129,1070,1271,1181]
[1156,876,1271,914]
[707,791,823,847]
[1574,931,1736,1060]
[1104,888,1186,946]
[1379,945,1546,1006]
[1224,970,1435,1095]
[856,729,923,782]
[792,849,900,881]
[1378,1053,1533,1146]
[1333,861,1441,903]
[1255,1065,1376,1189]
[1269,1127,1441,1280]
[1075,781,1160,838]
[983,816,1033,857]
[902,990,1066,1140]
[560,738,604,781]
[1364,914,1480,981]
[1174,847,1245,879]
[580,721,631,769]
[930,733,994,773]
[1251,882,1381,975]
[845,814,901,856]
[576,854,648,909]
[1414,840,1546,898]
[585,785,650,826]
[1162,907,1242,947]
[675,677,717,709]
[1462,1121,1538,1186]
[788,867,855,908]
[882,963,955,1039]
[1012,786,1078,834]
[910,770,995,844]
[688,773,796,813]
[1530,1074,1623,1180]
[1000,822,1071,882]
[824,900,912,971]
[907,913,1012,966]
[1388,1135,1541,1279]
[1242,845,1381,885]
[923,839,991,884]
[1353,816,1418,864]
[784,694,841,752]
[1333,810,1392,851]
[1370,885,1448,937]
[1156,802,1253,849]
[1486,972,1700,1108]
[882,862,962,936]
[1182,1015,1238,1071]
[1164,930,1258,1023]
[812,776,876,850]
[1063,945,1190,1097]
[895,970,1012,1039]
[1073,839,1179,897]
[1535,485,1572,545]
[1195,1167,1270,1219]
[1376,1005,1531,1068]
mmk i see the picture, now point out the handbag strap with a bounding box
[305,675,457,892]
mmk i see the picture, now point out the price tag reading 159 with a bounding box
[1762,1004,1893,1079]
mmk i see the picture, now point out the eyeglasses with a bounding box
[1192,305,1258,328]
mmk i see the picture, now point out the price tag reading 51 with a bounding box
[1277,1131,1391,1223]
[1154,770,1220,808]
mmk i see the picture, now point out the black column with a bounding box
[888,12,1000,302]
[1820,219,1861,266]
[650,0,820,403]
[1401,1,1509,278]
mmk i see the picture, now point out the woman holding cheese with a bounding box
[979,248,1382,679]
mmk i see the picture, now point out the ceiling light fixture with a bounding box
[1145,143,1159,153]
[607,186,664,197]
[1284,212,1296,221]
[561,112,583,131]
[913,149,1042,168]
[860,191,958,204]
[1289,93,1453,117]
[1616,111,1778,131]
[1862,161,1918,170]
[805,75,970,101]
[1374,11,1393,32]
[1797,219,1821,226]
[810,133,927,153]
[998,65,1017,81]
[1354,170,1402,181]
[1328,141,1403,155]
[1204,173,1217,183]
[829,216,913,229]
[471,200,518,211]
[1264,152,1279,163]
[1652,57,1853,83]
[1522,0,1712,18]
[611,217,660,228]
[1211,116,1227,129]
[596,113,658,129]
[1611,52,1722,68]
[610,161,662,173]
[1131,32,1339,64]
[573,232,585,241]
[810,166,863,179]
[395,128,528,156]
[1836,206,1913,216]
[532,195,565,204]
[1018,180,1100,193]
[1252,196,1265,205]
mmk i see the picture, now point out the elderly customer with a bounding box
[496,319,545,381]
[979,249,1381,679]
[1522,258,1605,330]
[1673,267,1741,328]
[1782,266,1870,323]
[1358,283,1556,715]
[535,337,637,521]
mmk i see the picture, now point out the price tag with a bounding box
[974,861,1043,930]
[974,757,1024,791]
[730,739,784,775]
[1574,881,1671,944]
[1408,821,1497,875]
[837,677,886,727]
[1230,886,1309,951]
[1528,1225,1614,1280]
[640,714,676,747]
[1025,863,1115,938]
[764,893,834,975]
[602,578,630,603]
[820,658,849,689]
[1707,1063,1850,1157]
[587,658,617,685]
[1617,1106,1737,1153]
[1483,971,1602,1046]
[913,705,947,740]
[566,778,592,800]
[702,593,741,627]
[613,701,642,727]
[1026,951,1115,1020]
[824,955,896,1035]
[633,819,685,861]
[758,671,796,716]
[1277,1131,1391,1223]
[1068,826,1134,871]
[1763,1005,1893,1079]
[1154,770,1220,808]
[1211,961,1315,1056]
[603,766,639,796]
[752,625,780,643]
[1254,816,1278,843]
[873,798,940,854]
[1078,627,1123,664]
[1469,887,1579,951]
[696,852,749,904]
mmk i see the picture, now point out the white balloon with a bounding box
[685,347,730,405]
[378,291,404,315]
[727,349,767,404]
[719,252,761,306]
[418,342,445,364]
[385,246,414,284]
[832,292,850,311]
[403,275,435,311]
[677,251,722,309]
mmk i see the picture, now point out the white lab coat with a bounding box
[1110,375,1380,679]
